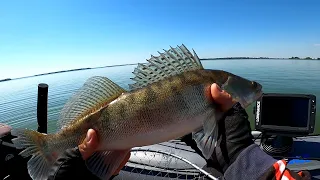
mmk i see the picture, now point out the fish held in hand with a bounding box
[11,44,263,180]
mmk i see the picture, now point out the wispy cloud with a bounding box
[314,44,320,46]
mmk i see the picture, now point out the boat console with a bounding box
[254,93,316,155]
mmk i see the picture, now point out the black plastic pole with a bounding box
[37,83,48,133]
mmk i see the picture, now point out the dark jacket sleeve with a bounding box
[225,144,311,180]
[47,147,119,180]
[47,147,100,180]
[221,105,312,180]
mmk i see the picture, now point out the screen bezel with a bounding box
[255,93,316,135]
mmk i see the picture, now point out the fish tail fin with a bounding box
[11,128,58,180]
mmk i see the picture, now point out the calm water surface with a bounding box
[0,59,319,134]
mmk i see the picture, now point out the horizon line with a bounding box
[1,57,319,81]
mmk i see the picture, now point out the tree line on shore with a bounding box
[289,57,320,60]
[202,57,320,60]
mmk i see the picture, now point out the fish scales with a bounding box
[43,70,228,152]
[93,70,223,150]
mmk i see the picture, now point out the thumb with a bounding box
[210,83,236,112]
[84,129,96,148]
[79,129,99,160]
[211,83,224,102]
[212,83,223,92]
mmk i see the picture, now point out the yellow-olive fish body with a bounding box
[11,45,263,180]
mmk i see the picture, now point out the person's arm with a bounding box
[219,103,311,180]
[182,84,311,180]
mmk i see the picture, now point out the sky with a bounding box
[1,0,320,79]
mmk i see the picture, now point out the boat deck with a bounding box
[1,124,319,179]
[115,133,320,180]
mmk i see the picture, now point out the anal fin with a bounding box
[85,149,131,180]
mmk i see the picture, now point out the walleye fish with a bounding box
[11,44,263,180]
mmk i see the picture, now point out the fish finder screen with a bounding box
[261,96,310,128]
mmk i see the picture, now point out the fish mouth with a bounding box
[254,84,263,100]
[256,90,263,100]
[240,90,263,108]
[257,87,263,98]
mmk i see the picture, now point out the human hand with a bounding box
[206,84,254,173]
[210,83,237,112]
[78,129,99,160]
[78,129,131,175]
[179,83,254,174]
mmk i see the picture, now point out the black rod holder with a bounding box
[37,83,48,133]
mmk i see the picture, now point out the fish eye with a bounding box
[251,81,258,88]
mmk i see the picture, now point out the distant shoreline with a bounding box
[0,78,11,82]
[201,57,320,60]
[202,57,281,60]
[1,58,319,82]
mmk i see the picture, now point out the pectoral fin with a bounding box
[192,125,219,160]
[85,149,131,180]
[192,111,221,160]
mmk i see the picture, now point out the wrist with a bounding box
[221,100,238,112]
[214,102,254,172]
[48,147,86,180]
[224,102,243,115]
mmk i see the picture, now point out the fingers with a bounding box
[211,83,228,103]
[211,83,236,112]
[79,129,130,177]
[79,129,99,160]
[212,83,222,92]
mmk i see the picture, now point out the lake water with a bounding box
[0,59,319,134]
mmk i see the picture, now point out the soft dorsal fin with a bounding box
[128,44,203,91]
[58,76,126,129]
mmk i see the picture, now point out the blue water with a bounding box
[0,59,319,134]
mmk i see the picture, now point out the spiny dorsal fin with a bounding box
[128,44,203,91]
[58,76,126,129]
